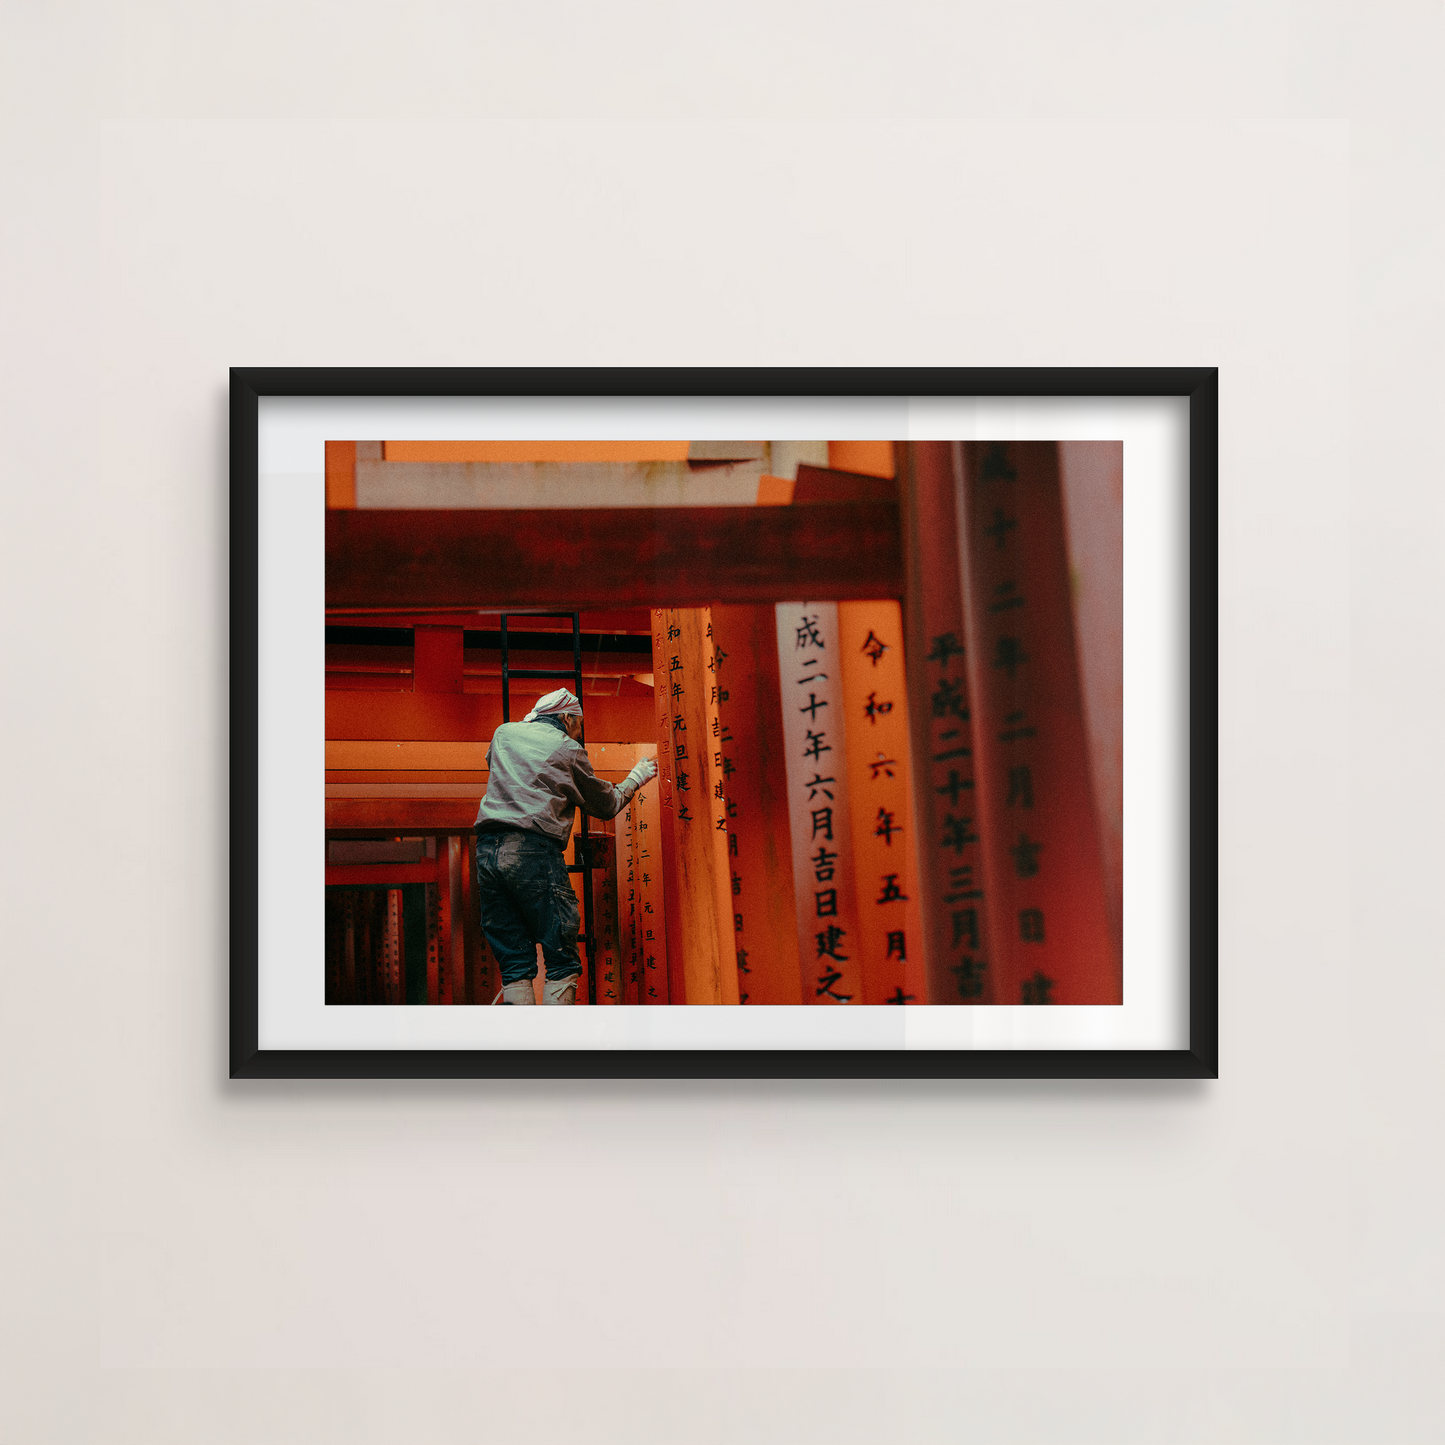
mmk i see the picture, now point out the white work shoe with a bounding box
[541,976,578,1006]
[500,980,536,1005]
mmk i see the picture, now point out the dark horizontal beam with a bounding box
[326,505,902,610]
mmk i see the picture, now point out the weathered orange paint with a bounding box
[837,600,918,1003]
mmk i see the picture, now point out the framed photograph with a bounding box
[231,367,1216,1079]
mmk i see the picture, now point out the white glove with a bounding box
[624,757,658,793]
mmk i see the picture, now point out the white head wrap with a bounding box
[523,687,583,723]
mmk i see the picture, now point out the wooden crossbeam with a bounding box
[326,504,903,611]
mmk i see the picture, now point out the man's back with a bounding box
[474,717,587,848]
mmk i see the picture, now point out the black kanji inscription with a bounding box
[1010,833,1042,878]
[936,769,973,806]
[1006,765,1034,808]
[931,677,968,720]
[1021,970,1054,1004]
[978,443,1017,482]
[926,632,964,670]
[984,507,1017,549]
[876,873,908,905]
[803,729,831,761]
[864,692,894,724]
[993,636,1028,679]
[951,907,979,951]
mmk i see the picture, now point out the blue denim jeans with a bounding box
[474,831,582,984]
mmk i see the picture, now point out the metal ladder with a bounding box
[499,612,600,1004]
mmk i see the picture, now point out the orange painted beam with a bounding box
[326,740,650,770]
[326,800,478,830]
[324,771,489,784]
[326,690,656,744]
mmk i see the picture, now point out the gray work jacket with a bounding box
[473,716,636,849]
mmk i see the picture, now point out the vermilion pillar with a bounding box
[900,442,997,1004]
[957,441,1119,1005]
[653,607,736,1004]
[837,600,920,1004]
[711,604,802,1005]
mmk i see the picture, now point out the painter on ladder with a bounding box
[474,687,658,1005]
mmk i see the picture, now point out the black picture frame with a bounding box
[231,367,1217,1080]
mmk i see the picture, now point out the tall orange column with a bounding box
[652,607,737,1004]
[957,442,1119,1004]
[711,604,802,1004]
[837,600,919,1003]
[900,442,998,1003]
[775,602,864,1004]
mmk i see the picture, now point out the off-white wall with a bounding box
[0,4,1438,1442]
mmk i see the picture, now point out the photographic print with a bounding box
[322,437,1121,1009]
[234,370,1215,1076]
